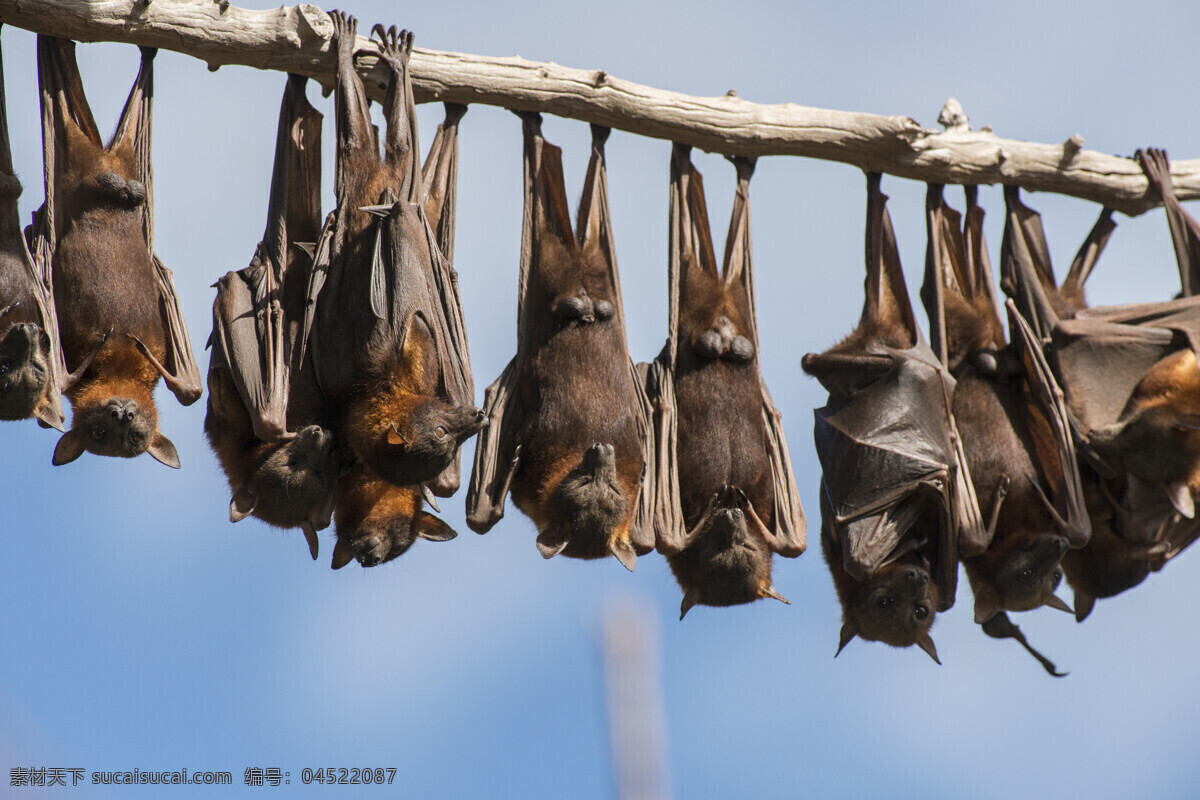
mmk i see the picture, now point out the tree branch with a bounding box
[1,0,1195,216]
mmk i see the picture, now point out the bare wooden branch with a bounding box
[2,0,1196,216]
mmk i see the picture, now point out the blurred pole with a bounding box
[602,596,670,800]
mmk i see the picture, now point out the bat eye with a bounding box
[1052,570,1062,583]
[874,596,894,610]
[913,605,929,620]
[130,432,143,445]
[1021,568,1034,582]
[435,426,447,439]
[93,427,106,441]
[0,363,9,375]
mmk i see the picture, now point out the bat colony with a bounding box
[4,18,1199,675]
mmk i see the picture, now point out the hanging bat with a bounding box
[643,144,804,617]
[0,26,68,429]
[304,16,477,568]
[304,17,480,493]
[204,74,337,560]
[926,184,1092,675]
[466,113,653,571]
[34,36,201,468]
[801,172,982,663]
[1033,150,1200,619]
[329,100,472,571]
[932,185,1092,624]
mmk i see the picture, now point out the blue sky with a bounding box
[3,1,1200,797]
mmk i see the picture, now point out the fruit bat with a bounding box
[303,15,477,568]
[1013,151,1200,619]
[0,26,69,429]
[465,113,654,571]
[328,102,471,571]
[204,74,337,560]
[643,144,805,617]
[34,36,201,468]
[926,183,1092,676]
[801,172,983,663]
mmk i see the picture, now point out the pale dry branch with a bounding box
[1,0,1196,215]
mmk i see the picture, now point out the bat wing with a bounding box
[814,346,958,583]
[1138,148,1200,297]
[465,356,521,533]
[1000,186,1064,342]
[0,33,64,429]
[466,113,551,533]
[1009,300,1091,548]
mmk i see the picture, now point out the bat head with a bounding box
[1089,348,1200,517]
[820,519,941,662]
[671,505,788,617]
[230,424,339,532]
[348,312,486,488]
[331,467,457,569]
[0,321,53,422]
[533,442,642,568]
[54,394,179,468]
[361,399,486,488]
[966,532,1068,623]
[841,560,940,659]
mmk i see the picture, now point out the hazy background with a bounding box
[3,1,1199,797]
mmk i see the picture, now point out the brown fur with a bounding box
[954,372,1068,621]
[331,463,456,569]
[510,208,645,562]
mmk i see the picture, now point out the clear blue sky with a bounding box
[3,1,1200,797]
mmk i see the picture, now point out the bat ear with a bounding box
[33,398,65,432]
[973,586,1002,624]
[758,584,791,606]
[51,428,87,466]
[1073,590,1096,622]
[536,527,570,559]
[1044,594,1074,615]
[414,511,458,543]
[916,632,941,665]
[679,587,702,620]
[229,484,258,523]
[1167,481,1195,519]
[147,432,181,469]
[300,521,320,561]
[330,537,355,570]
[610,538,637,572]
[835,621,858,657]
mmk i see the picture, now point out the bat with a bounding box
[329,101,472,570]
[204,74,337,560]
[0,26,68,429]
[466,113,653,571]
[1036,150,1200,619]
[304,15,477,568]
[801,172,981,663]
[644,144,804,618]
[34,36,201,468]
[927,183,1092,675]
